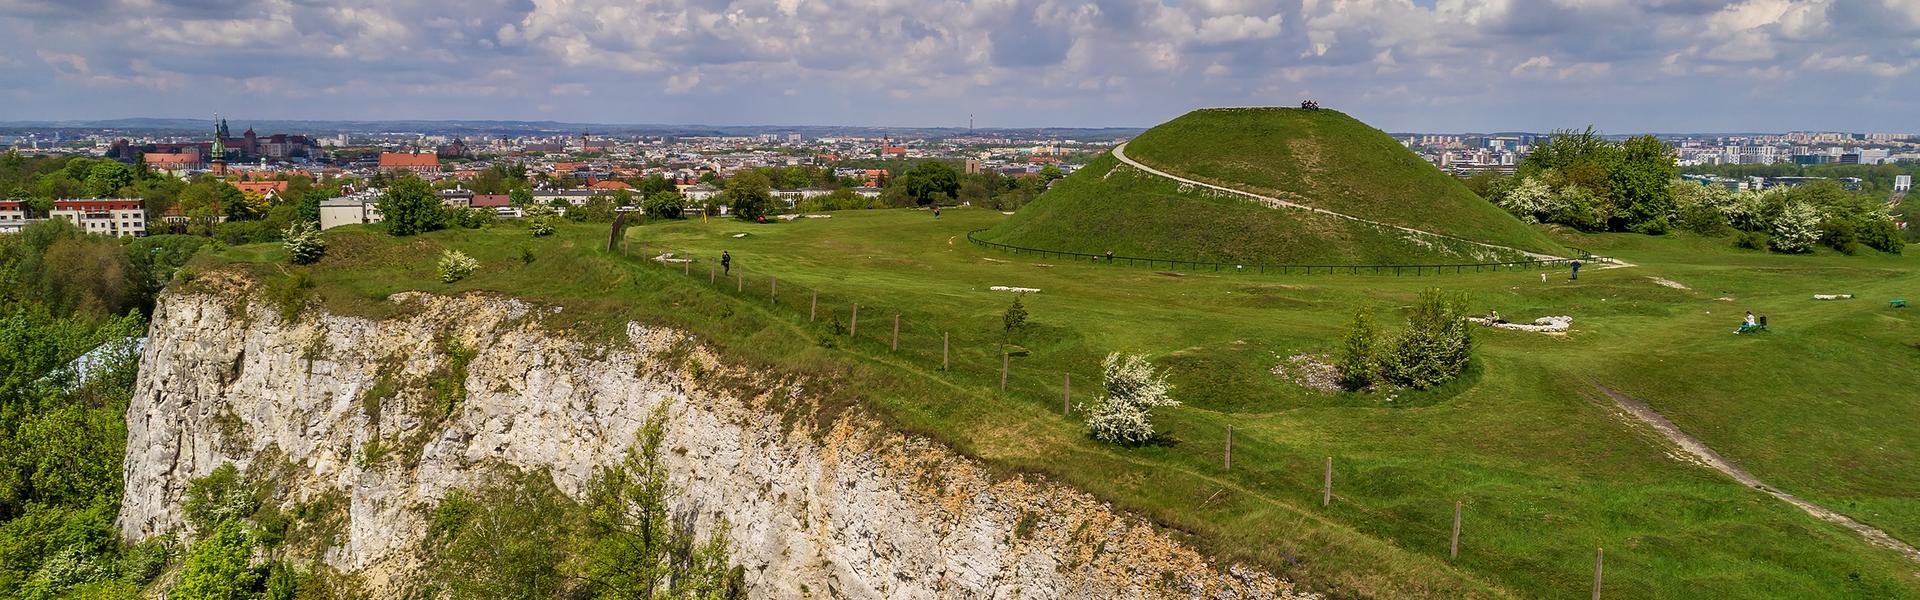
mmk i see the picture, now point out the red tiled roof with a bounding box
[379,152,440,168]
[55,199,144,211]
[470,194,512,207]
[590,180,631,190]
[0,200,22,210]
[145,152,199,165]
[232,181,288,195]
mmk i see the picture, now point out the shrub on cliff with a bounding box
[280,221,325,265]
[1082,352,1179,445]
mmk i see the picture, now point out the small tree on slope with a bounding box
[1083,352,1179,445]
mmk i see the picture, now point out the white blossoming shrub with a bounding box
[1083,352,1179,445]
[282,221,326,265]
[1495,176,1554,223]
[436,249,479,283]
[529,216,555,237]
[1769,201,1821,254]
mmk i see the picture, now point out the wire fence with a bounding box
[965,229,1607,276]
[619,238,1624,597]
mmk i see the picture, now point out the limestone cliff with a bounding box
[118,275,1310,598]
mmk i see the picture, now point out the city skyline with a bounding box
[3,1,1919,132]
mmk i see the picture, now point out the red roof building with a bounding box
[232,181,289,197]
[51,199,147,238]
[378,152,442,174]
[589,180,631,191]
[470,194,512,208]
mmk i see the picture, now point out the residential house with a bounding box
[437,188,475,208]
[471,194,520,218]
[51,199,147,238]
[318,189,385,230]
[0,200,28,234]
[231,180,289,201]
[531,189,597,206]
[379,152,442,175]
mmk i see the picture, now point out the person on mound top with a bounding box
[721,250,732,275]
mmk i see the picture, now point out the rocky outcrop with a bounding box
[119,279,1310,598]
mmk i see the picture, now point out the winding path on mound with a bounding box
[1111,141,1573,262]
[1596,384,1920,563]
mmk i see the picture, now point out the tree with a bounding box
[579,406,744,599]
[899,161,960,206]
[1336,307,1379,391]
[635,174,675,196]
[1377,289,1474,390]
[1769,201,1821,253]
[1001,295,1029,341]
[293,189,328,224]
[376,176,445,236]
[171,520,259,600]
[437,250,478,283]
[643,191,687,219]
[1082,353,1179,445]
[508,188,534,208]
[83,161,135,198]
[1611,135,1677,234]
[722,171,773,221]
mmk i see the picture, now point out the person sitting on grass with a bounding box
[1735,311,1756,334]
[1486,308,1506,325]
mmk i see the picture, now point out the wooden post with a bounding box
[1322,457,1333,507]
[736,273,742,292]
[942,333,949,370]
[1450,501,1462,560]
[1062,373,1070,415]
[891,315,900,351]
[850,304,859,337]
[683,261,688,275]
[709,265,715,284]
[810,293,817,321]
[1000,352,1008,392]
[1592,547,1604,600]
[1224,425,1233,469]
[771,277,777,298]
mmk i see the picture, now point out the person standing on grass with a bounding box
[933,206,941,219]
[721,250,732,275]
[1570,260,1583,280]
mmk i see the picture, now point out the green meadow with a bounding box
[201,207,1920,599]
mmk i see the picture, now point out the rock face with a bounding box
[120,282,1310,598]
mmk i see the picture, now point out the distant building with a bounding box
[318,190,384,230]
[437,188,475,208]
[378,152,442,175]
[1896,175,1912,193]
[0,200,28,234]
[51,199,146,238]
[231,180,289,200]
[471,194,519,218]
[144,151,205,173]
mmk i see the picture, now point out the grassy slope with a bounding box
[197,212,1920,599]
[984,155,1526,265]
[1122,108,1566,257]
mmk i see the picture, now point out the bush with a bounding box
[1676,203,1730,236]
[1818,219,1860,255]
[455,208,495,229]
[642,191,686,219]
[529,217,554,237]
[171,520,259,600]
[1769,201,1821,253]
[1860,218,1905,254]
[1734,231,1769,250]
[1082,353,1179,445]
[281,221,325,265]
[519,247,535,264]
[1002,295,1029,338]
[1336,307,1379,391]
[1377,289,1474,390]
[436,250,478,284]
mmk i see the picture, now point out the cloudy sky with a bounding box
[2,0,1917,132]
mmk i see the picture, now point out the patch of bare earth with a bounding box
[1272,353,1341,394]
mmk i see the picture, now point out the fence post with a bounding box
[891,315,900,351]
[1000,352,1008,392]
[1063,372,1070,415]
[810,293,817,322]
[737,273,742,292]
[709,265,715,284]
[683,261,689,275]
[1451,501,1462,560]
[1592,547,1604,600]
[1323,457,1333,507]
[1224,425,1233,469]
[771,276,777,298]
[942,333,949,370]
[851,304,859,337]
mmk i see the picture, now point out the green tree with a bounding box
[1378,289,1475,390]
[84,162,135,198]
[508,187,534,208]
[171,520,259,600]
[376,176,445,236]
[722,171,773,221]
[1612,135,1677,234]
[643,191,687,219]
[580,406,744,599]
[1336,307,1379,391]
[899,161,960,206]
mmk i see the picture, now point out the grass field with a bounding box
[982,154,1531,265]
[1122,108,1566,257]
[200,209,1920,599]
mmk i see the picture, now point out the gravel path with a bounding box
[1110,142,1572,262]
[1596,384,1920,563]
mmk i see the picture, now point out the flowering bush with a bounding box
[1769,201,1821,254]
[281,220,326,265]
[437,249,478,283]
[1083,352,1179,445]
[529,216,555,237]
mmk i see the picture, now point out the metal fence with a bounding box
[965,229,1603,276]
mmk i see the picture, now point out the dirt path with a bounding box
[1110,142,1575,262]
[1596,385,1920,563]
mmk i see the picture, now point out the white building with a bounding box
[51,199,146,238]
[531,189,597,206]
[0,200,28,234]
[1897,175,1912,193]
[318,190,385,231]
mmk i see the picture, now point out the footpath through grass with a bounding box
[201,209,1920,599]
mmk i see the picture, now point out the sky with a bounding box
[2,0,1918,133]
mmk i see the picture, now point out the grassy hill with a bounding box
[988,107,1565,262]
[198,211,1920,599]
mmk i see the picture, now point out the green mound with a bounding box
[984,107,1567,264]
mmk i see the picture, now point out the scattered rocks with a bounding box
[1271,354,1341,394]
[1647,277,1690,290]
[1813,294,1854,300]
[1468,315,1572,334]
[652,253,692,264]
[990,286,1040,293]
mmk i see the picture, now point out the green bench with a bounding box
[1736,324,1767,334]
[1894,299,1908,309]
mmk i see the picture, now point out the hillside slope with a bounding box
[986,107,1565,264]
